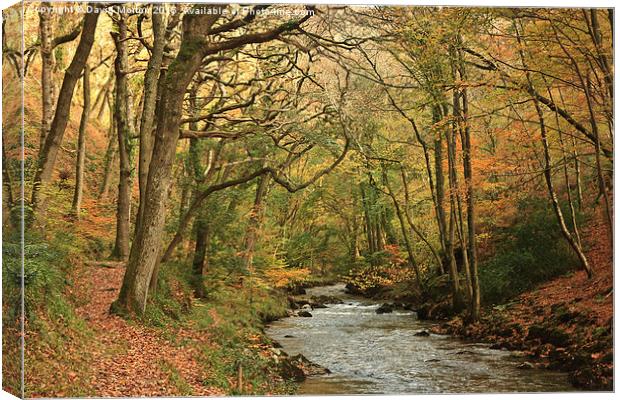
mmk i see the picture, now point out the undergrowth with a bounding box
[143,261,297,395]
[3,228,96,397]
[478,199,581,305]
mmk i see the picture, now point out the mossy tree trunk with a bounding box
[111,15,136,260]
[71,64,90,219]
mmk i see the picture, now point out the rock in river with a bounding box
[414,330,430,337]
[517,362,535,370]
[298,311,313,317]
[376,303,394,314]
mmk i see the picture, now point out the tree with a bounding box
[110,12,137,260]
[32,8,100,210]
[70,63,90,219]
[113,6,315,315]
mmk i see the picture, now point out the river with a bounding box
[265,284,575,394]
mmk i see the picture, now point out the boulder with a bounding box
[414,330,430,337]
[287,296,299,309]
[344,282,364,295]
[298,311,313,317]
[376,303,394,314]
[310,302,328,309]
[279,358,305,382]
[517,362,535,370]
[527,325,570,347]
[311,295,344,305]
[288,285,307,295]
[290,354,331,376]
[296,299,311,307]
[416,303,432,320]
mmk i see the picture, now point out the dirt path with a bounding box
[74,263,224,397]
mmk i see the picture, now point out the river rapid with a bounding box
[265,284,575,394]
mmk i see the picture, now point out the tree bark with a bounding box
[113,11,225,315]
[455,45,480,321]
[32,10,100,208]
[400,167,443,272]
[445,90,464,311]
[136,10,166,230]
[191,218,210,298]
[432,105,448,256]
[113,7,313,315]
[242,175,270,272]
[517,22,593,278]
[111,16,136,260]
[39,2,54,154]
[71,63,90,219]
[99,110,117,199]
[450,64,472,305]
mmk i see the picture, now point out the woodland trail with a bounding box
[74,263,224,397]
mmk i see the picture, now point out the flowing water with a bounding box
[265,284,575,394]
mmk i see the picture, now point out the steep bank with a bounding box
[430,213,613,390]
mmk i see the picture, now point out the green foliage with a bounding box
[142,262,193,327]
[479,199,580,305]
[146,261,293,394]
[2,232,85,328]
[192,287,291,395]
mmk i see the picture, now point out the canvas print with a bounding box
[1,1,614,397]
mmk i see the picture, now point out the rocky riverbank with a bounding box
[343,270,612,391]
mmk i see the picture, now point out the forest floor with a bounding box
[23,257,297,397]
[429,213,613,390]
[72,263,225,397]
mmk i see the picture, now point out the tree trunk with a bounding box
[572,137,584,211]
[445,91,464,312]
[38,2,54,154]
[32,10,100,208]
[450,69,472,304]
[383,169,421,287]
[113,12,223,315]
[243,175,270,272]
[360,183,375,255]
[533,97,593,278]
[136,10,166,230]
[191,218,209,298]
[459,77,480,321]
[400,167,443,272]
[99,113,117,199]
[71,64,90,218]
[517,23,593,278]
[432,105,448,255]
[111,17,136,260]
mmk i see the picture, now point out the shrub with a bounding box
[479,198,580,305]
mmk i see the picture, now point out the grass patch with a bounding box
[159,360,193,396]
[2,229,97,397]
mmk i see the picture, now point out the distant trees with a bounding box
[16,4,612,323]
